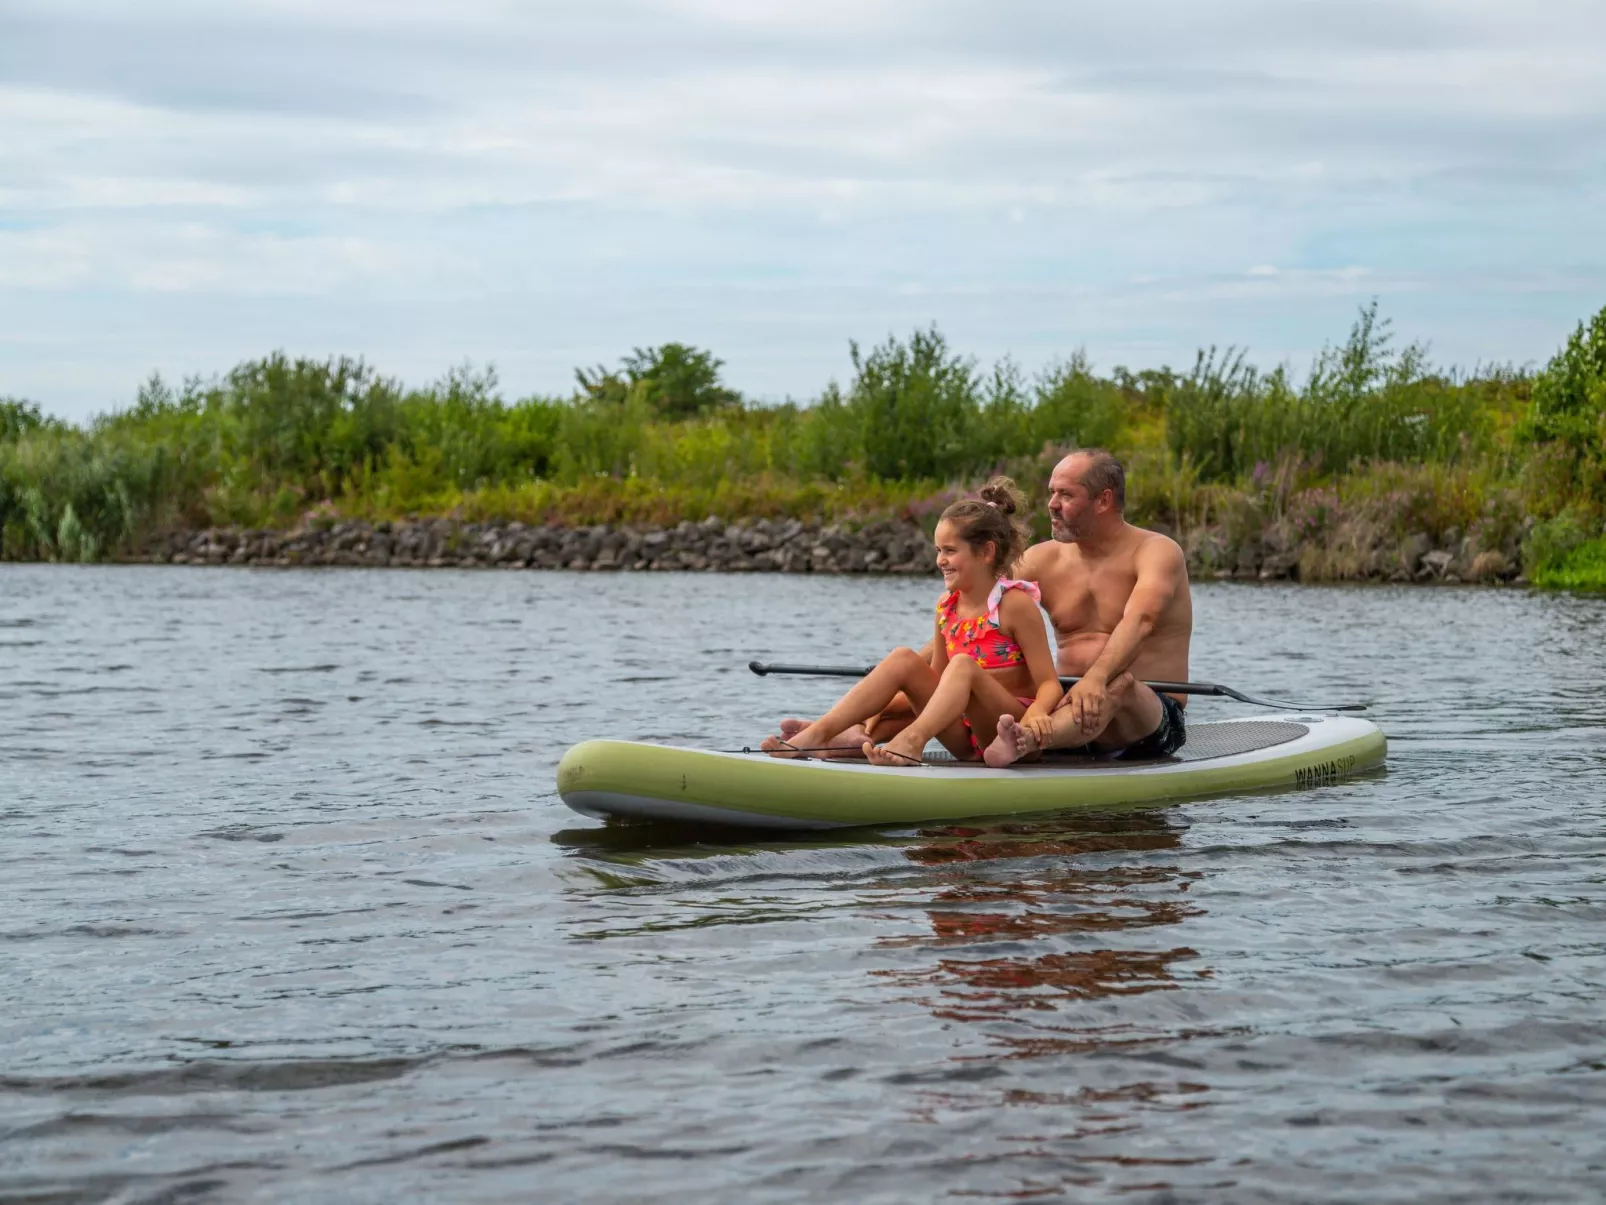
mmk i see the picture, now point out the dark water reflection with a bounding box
[4,566,1606,1202]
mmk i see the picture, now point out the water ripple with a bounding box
[3,566,1605,1202]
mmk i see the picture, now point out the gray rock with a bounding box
[1400,532,1432,573]
[1421,549,1454,577]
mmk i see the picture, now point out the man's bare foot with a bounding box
[983,715,1032,767]
[760,734,811,759]
[769,721,870,758]
[818,725,871,759]
[864,733,926,767]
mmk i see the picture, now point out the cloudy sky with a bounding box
[3,0,1604,420]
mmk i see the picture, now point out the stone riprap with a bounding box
[143,517,943,575]
[1180,519,1525,584]
[135,515,1523,584]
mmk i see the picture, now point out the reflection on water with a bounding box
[560,809,1228,1193]
[7,567,1606,1202]
[879,815,1201,1025]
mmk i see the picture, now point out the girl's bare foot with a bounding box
[779,718,809,739]
[986,715,1041,767]
[863,733,927,767]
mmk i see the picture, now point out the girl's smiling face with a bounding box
[934,519,997,594]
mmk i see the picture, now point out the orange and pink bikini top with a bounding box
[936,578,1042,670]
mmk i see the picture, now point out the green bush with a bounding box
[1165,302,1510,482]
[0,427,170,561]
[394,367,562,489]
[849,326,980,481]
[1526,500,1606,589]
[1531,535,1606,590]
[1031,353,1128,453]
[2,398,60,441]
[1523,509,1594,578]
[1521,303,1606,509]
[577,343,740,420]
[783,384,859,481]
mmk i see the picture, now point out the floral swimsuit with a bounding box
[937,578,1042,667]
[936,578,1043,756]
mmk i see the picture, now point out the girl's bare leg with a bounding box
[762,648,940,758]
[787,691,916,741]
[864,657,1026,765]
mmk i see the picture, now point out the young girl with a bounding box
[761,477,1061,767]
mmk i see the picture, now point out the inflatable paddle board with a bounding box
[557,715,1386,830]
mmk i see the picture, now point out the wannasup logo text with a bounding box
[1294,754,1356,788]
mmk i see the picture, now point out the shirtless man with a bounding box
[987,449,1193,764]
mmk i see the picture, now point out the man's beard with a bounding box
[1050,512,1083,543]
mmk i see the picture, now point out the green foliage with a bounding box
[577,343,739,420]
[214,354,402,494]
[1,304,1598,579]
[1521,303,1606,508]
[1523,509,1595,579]
[849,326,980,481]
[0,426,169,561]
[1161,346,1280,481]
[784,383,859,481]
[1164,302,1511,482]
[393,366,562,489]
[1531,534,1606,590]
[2,398,59,441]
[1031,353,1129,453]
[1335,460,1497,541]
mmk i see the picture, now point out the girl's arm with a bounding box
[998,590,1061,719]
[927,615,950,677]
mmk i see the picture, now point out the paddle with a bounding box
[748,660,1369,712]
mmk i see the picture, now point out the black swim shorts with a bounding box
[1116,693,1187,759]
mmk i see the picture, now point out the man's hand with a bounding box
[1063,673,1110,738]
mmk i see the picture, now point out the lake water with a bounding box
[4,566,1605,1203]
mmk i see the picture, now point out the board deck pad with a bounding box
[916,719,1311,767]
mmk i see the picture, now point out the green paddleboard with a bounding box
[557,715,1387,830]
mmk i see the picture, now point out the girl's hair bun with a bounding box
[976,479,1020,515]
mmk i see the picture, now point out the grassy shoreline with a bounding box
[4,303,1605,588]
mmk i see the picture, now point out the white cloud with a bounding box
[0,222,413,295]
[1,0,1603,417]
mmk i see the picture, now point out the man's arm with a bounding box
[1064,537,1184,735]
[1014,540,1050,585]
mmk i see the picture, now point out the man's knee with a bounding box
[1104,682,1165,743]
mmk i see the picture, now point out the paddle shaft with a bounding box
[747,661,1367,712]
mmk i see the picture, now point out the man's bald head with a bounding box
[1054,449,1126,511]
[1046,449,1126,544]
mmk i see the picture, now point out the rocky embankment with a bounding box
[134,515,1524,583]
[142,517,942,575]
[1182,520,1525,584]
